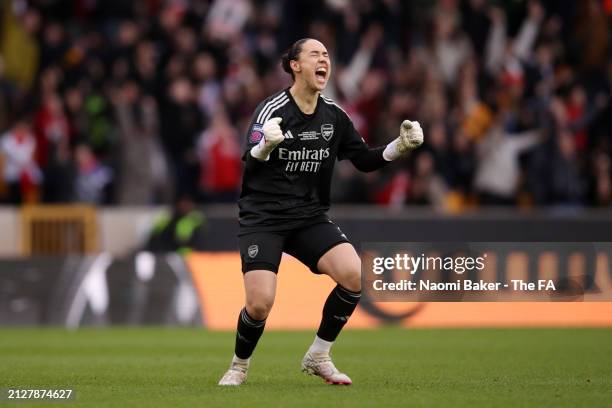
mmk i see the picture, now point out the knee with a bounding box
[333,258,361,292]
[341,266,361,293]
[317,244,362,292]
[246,296,274,320]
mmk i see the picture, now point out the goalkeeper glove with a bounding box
[250,117,284,161]
[383,120,424,161]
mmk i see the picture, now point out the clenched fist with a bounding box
[251,117,285,161]
[397,120,424,153]
[383,120,424,161]
[262,117,284,147]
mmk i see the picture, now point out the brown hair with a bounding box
[281,38,312,80]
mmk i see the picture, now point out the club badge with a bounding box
[248,245,259,258]
[321,124,334,141]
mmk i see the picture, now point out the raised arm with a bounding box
[250,117,284,161]
[339,116,424,172]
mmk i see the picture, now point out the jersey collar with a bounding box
[285,88,321,121]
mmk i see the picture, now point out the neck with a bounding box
[289,81,319,114]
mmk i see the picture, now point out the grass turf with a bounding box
[1,327,611,407]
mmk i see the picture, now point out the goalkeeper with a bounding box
[219,38,423,386]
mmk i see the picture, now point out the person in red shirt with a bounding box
[197,111,241,202]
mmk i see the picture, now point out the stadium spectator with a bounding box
[474,122,542,205]
[113,80,171,205]
[34,92,72,202]
[160,76,204,199]
[0,56,16,135]
[592,151,612,206]
[197,110,241,202]
[73,144,112,204]
[0,2,40,91]
[426,5,473,86]
[548,130,587,206]
[0,119,41,203]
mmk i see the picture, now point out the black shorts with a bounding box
[238,219,350,274]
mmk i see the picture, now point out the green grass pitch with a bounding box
[1,327,611,407]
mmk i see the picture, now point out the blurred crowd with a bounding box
[0,0,611,210]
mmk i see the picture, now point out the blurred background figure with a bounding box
[73,144,112,204]
[474,123,542,206]
[197,109,241,203]
[144,195,207,255]
[0,119,41,203]
[34,93,72,202]
[160,76,203,200]
[113,80,172,205]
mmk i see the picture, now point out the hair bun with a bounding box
[280,38,311,80]
[281,52,292,74]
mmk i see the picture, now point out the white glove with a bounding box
[250,117,284,161]
[383,120,424,161]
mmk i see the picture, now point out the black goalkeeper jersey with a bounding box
[238,89,384,233]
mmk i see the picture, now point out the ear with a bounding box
[290,59,301,74]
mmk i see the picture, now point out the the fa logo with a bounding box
[321,124,334,141]
[248,245,259,258]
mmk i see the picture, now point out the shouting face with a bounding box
[290,39,331,92]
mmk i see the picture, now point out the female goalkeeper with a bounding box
[218,38,423,386]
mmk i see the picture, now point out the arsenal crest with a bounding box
[321,124,334,141]
[248,245,259,258]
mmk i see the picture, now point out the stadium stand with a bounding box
[0,0,610,209]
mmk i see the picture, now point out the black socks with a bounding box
[234,285,360,358]
[316,285,361,342]
[234,307,267,359]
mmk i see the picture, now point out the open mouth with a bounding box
[315,68,327,80]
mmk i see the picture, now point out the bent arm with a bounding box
[340,116,422,172]
[349,146,387,172]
